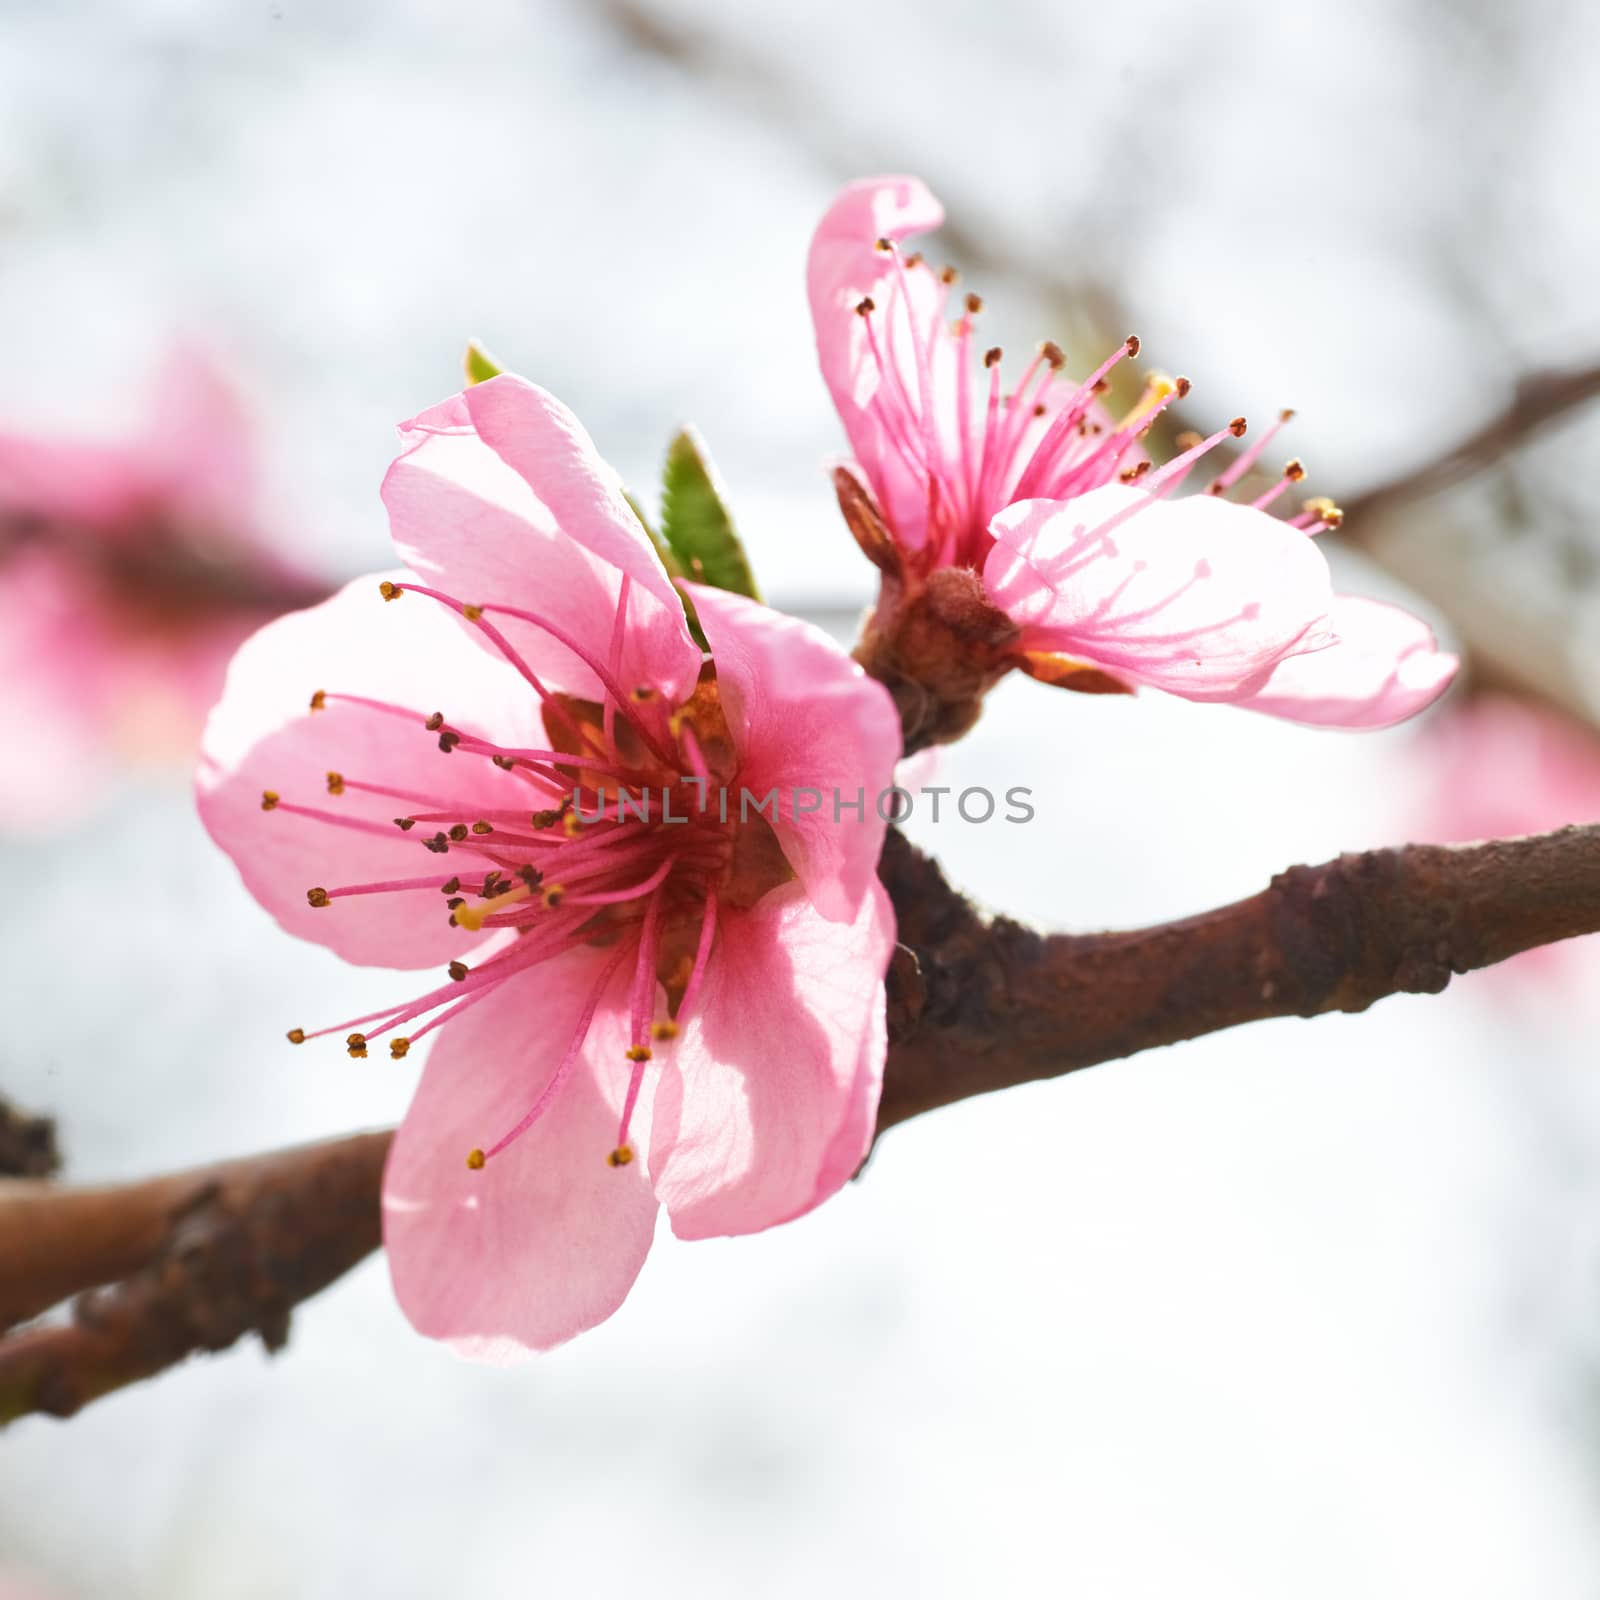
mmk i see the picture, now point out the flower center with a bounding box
[269,576,785,1173]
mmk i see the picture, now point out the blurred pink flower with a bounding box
[0,347,322,829]
[0,1576,57,1600]
[1412,693,1600,981]
[809,176,1457,731]
[198,375,899,1356]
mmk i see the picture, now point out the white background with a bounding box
[3,1,1600,1594]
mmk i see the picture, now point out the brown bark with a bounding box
[0,1132,389,1424]
[8,823,1600,1425]
[875,824,1600,1129]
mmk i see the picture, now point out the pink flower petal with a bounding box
[144,343,260,537]
[1234,595,1459,728]
[984,485,1334,699]
[807,175,947,549]
[0,552,111,829]
[648,879,893,1240]
[1423,693,1600,843]
[383,379,700,704]
[384,950,658,1358]
[686,583,901,921]
[197,573,542,969]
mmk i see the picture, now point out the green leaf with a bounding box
[463,339,503,386]
[659,426,760,601]
[626,490,708,649]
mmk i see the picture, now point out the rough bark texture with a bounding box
[7,823,1600,1426]
[0,1097,59,1180]
[0,1132,390,1423]
[875,824,1600,1129]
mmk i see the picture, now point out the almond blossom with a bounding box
[197,375,899,1355]
[808,176,1458,740]
[1409,693,1600,987]
[0,348,321,830]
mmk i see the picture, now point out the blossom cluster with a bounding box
[182,174,1464,1354]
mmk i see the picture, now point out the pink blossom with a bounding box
[1410,693,1600,983]
[0,347,320,829]
[808,176,1457,730]
[198,376,900,1355]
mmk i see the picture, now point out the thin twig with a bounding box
[1340,363,1600,530]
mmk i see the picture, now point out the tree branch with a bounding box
[0,1095,58,1180]
[0,1133,389,1424]
[873,824,1600,1129]
[7,824,1600,1424]
[1340,363,1600,530]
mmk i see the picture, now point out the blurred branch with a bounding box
[0,1095,58,1180]
[1341,361,1600,527]
[1330,359,1600,726]
[585,0,1125,325]
[9,822,1600,1424]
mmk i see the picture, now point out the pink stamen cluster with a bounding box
[852,236,1338,573]
[277,577,730,1170]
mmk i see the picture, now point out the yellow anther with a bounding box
[306,887,330,908]
[378,580,402,601]
[625,1045,652,1063]
[286,1028,306,1045]
[325,771,345,796]
[561,813,583,837]
[309,690,326,712]
[1303,495,1342,523]
[260,790,280,811]
[1284,458,1306,482]
[454,881,534,932]
[466,1147,486,1170]
[462,603,483,622]
[607,1145,635,1168]
[390,1037,410,1059]
[542,884,566,910]
[651,1020,679,1042]
[1119,373,1178,432]
[346,1033,368,1058]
